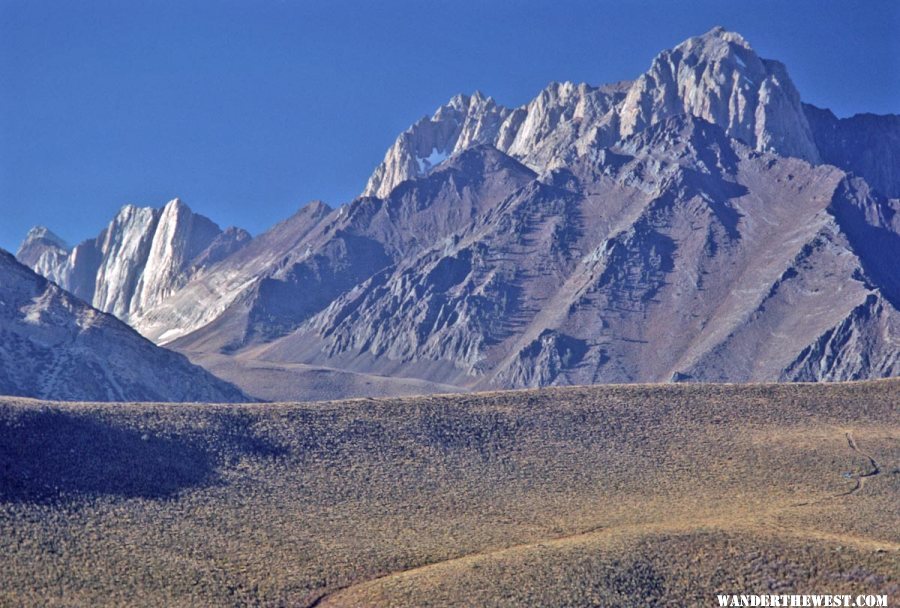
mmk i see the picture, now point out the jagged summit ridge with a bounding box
[363,27,829,199]
[19,226,68,252]
[16,226,71,286]
[619,27,820,161]
[363,92,514,198]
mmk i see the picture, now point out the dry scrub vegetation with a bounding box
[0,380,898,606]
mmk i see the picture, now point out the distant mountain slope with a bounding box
[16,27,900,399]
[0,250,249,402]
[257,117,900,387]
[139,151,535,352]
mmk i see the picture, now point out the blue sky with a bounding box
[1,0,898,252]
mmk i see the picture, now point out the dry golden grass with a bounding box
[0,380,898,606]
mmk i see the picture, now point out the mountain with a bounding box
[16,226,70,287]
[0,249,249,402]
[256,117,900,387]
[803,104,900,198]
[17,198,250,325]
[16,27,900,399]
[129,199,333,348]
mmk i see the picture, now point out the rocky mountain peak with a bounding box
[16,198,249,327]
[162,197,188,213]
[362,28,825,203]
[129,197,223,318]
[619,27,820,162]
[19,226,69,253]
[443,90,492,114]
[362,92,516,198]
[303,200,330,215]
[16,226,71,287]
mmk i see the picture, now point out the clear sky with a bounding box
[1,0,898,252]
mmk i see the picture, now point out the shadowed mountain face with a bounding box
[0,250,250,402]
[15,27,900,400]
[804,104,900,198]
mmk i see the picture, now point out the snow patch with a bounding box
[416,147,449,174]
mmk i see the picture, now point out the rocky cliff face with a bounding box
[780,293,900,381]
[17,198,249,325]
[363,28,829,200]
[617,28,820,162]
[0,250,248,402]
[363,92,516,199]
[16,227,70,287]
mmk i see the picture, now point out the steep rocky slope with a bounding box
[143,151,537,353]
[133,199,334,348]
[258,116,900,388]
[0,250,248,402]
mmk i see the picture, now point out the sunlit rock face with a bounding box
[364,28,824,201]
[618,27,820,162]
[17,198,249,325]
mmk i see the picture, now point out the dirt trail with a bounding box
[836,432,882,497]
[301,521,609,608]
[310,504,899,607]
[307,430,895,607]
[791,430,886,507]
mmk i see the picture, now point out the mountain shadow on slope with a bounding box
[0,408,286,504]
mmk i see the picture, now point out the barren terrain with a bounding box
[1,380,898,606]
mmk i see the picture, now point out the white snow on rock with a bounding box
[416,147,449,174]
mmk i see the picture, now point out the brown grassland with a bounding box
[0,380,898,606]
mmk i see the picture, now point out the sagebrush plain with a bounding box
[1,380,898,606]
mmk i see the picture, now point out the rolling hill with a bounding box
[1,380,897,606]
